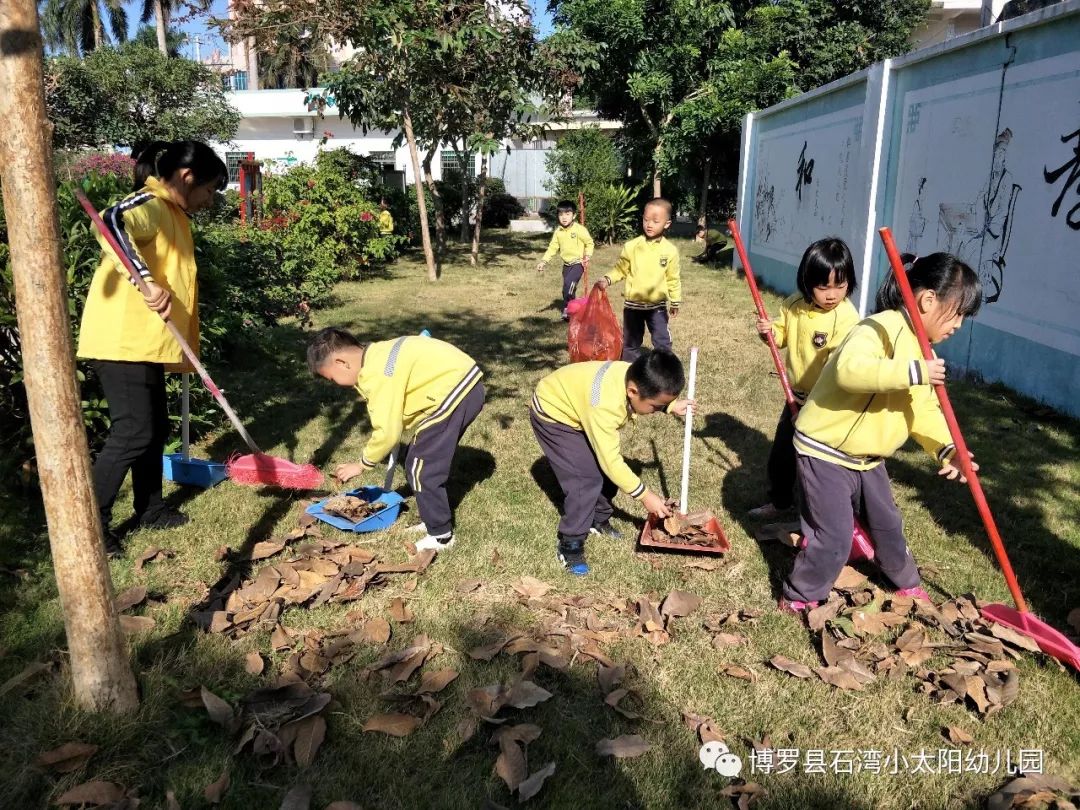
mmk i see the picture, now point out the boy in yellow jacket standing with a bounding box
[308,328,485,552]
[78,141,227,551]
[599,198,681,361]
[537,199,594,320]
[531,350,694,575]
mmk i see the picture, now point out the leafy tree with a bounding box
[40,0,127,55]
[45,42,239,149]
[257,23,332,89]
[544,126,622,197]
[132,24,185,57]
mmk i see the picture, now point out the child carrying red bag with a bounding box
[568,283,622,362]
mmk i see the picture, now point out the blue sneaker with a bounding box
[556,548,590,576]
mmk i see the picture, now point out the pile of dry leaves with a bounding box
[322,495,387,523]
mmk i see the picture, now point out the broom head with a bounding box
[226,453,324,489]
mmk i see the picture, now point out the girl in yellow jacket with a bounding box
[750,238,860,520]
[781,253,982,613]
[77,141,227,550]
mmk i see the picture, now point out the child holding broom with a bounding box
[308,328,485,552]
[749,238,860,520]
[780,253,981,613]
[531,349,694,575]
[598,198,682,361]
[536,199,594,320]
[77,140,227,552]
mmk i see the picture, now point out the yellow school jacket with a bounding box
[771,294,859,399]
[604,235,681,310]
[77,176,198,370]
[354,336,482,469]
[793,310,955,471]
[532,360,673,500]
[541,222,594,265]
[378,210,394,235]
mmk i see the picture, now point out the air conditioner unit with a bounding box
[292,117,314,137]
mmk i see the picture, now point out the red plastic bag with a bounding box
[568,283,623,363]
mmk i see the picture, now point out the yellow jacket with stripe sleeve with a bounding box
[77,176,198,371]
[378,210,394,235]
[354,336,482,469]
[532,360,651,500]
[770,294,860,399]
[793,310,955,471]
[603,235,681,310]
[541,222,594,265]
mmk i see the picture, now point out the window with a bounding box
[441,150,476,178]
[225,152,249,183]
[221,71,248,92]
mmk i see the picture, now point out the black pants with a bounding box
[92,360,169,527]
[622,306,671,361]
[406,382,485,536]
[766,405,798,509]
[530,410,618,552]
[562,262,584,305]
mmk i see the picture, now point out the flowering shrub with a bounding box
[70,152,136,181]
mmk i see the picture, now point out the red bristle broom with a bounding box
[76,190,323,490]
[728,218,874,562]
[879,226,1079,671]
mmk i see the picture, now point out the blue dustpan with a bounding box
[306,485,405,533]
[164,374,227,488]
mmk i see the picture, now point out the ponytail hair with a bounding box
[133,140,228,192]
[875,252,982,318]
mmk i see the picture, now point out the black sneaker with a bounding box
[589,520,624,540]
[139,508,190,530]
[103,529,124,559]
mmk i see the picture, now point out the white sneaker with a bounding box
[405,522,429,534]
[415,533,455,552]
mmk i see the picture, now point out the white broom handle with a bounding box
[679,347,698,514]
[181,372,191,461]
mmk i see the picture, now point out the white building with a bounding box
[910,0,1010,46]
[216,88,618,207]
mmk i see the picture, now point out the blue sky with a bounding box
[128,0,555,62]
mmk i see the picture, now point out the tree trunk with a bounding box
[470,152,489,267]
[92,4,103,50]
[651,142,662,198]
[698,155,711,247]
[0,0,139,712]
[402,107,438,281]
[457,139,470,243]
[154,0,168,56]
[421,145,445,254]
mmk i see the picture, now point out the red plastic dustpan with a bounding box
[879,227,1080,671]
[728,219,874,562]
[638,347,731,554]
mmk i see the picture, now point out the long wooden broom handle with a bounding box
[878,227,1027,613]
[75,190,262,455]
[728,219,799,417]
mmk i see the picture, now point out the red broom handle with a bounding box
[75,190,262,455]
[878,227,1027,613]
[728,219,799,417]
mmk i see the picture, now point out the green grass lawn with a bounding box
[1,232,1078,809]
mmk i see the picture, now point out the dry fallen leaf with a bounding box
[943,726,974,746]
[249,540,286,561]
[718,663,757,682]
[517,762,556,802]
[505,680,553,709]
[293,715,326,768]
[660,590,702,619]
[35,742,98,773]
[596,735,651,759]
[833,566,868,590]
[118,615,156,634]
[54,781,126,806]
[204,769,230,804]
[389,597,414,624]
[418,669,460,694]
[359,618,392,645]
[135,545,173,572]
[362,713,423,737]
[769,655,814,679]
[711,633,746,650]
[986,622,1041,653]
[279,783,312,810]
[245,651,265,676]
[201,686,236,731]
[814,666,865,691]
[114,586,148,613]
[512,577,553,599]
[720,782,768,809]
[456,578,483,594]
[0,661,52,698]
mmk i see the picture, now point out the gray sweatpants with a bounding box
[530,410,618,550]
[405,382,485,537]
[622,305,671,361]
[783,454,921,604]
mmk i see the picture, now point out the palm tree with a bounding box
[257,26,332,89]
[40,0,128,55]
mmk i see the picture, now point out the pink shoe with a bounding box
[894,586,931,602]
[778,597,820,614]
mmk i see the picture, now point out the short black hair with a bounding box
[626,349,685,399]
[796,238,857,302]
[307,327,363,374]
[556,199,577,215]
[644,197,673,220]
[875,252,982,318]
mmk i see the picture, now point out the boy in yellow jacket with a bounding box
[377,199,394,236]
[78,140,227,551]
[781,253,981,613]
[536,199,594,320]
[309,328,485,552]
[531,350,694,575]
[599,198,681,361]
